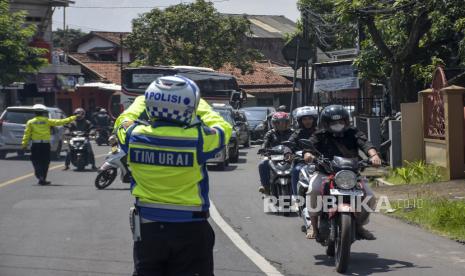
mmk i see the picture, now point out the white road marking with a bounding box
[0,153,107,189]
[209,201,284,276]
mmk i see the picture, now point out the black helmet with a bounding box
[319,105,350,133]
[294,106,318,128]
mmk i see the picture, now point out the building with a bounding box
[55,31,131,115]
[1,0,81,112]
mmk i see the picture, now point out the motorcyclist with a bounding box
[258,112,293,194]
[64,108,97,170]
[302,105,382,240]
[265,105,287,131]
[95,108,111,128]
[287,106,318,196]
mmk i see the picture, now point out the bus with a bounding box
[110,66,245,118]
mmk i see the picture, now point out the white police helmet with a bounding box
[145,75,200,124]
[32,104,46,111]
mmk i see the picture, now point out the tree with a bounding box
[299,0,465,111]
[0,0,48,86]
[126,0,261,73]
[53,28,87,48]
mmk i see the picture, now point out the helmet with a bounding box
[144,75,200,125]
[32,104,46,112]
[277,105,287,112]
[74,108,86,120]
[99,108,107,114]
[294,106,318,129]
[319,105,350,134]
[271,112,291,131]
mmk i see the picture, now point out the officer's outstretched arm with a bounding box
[113,96,146,144]
[21,121,32,149]
[48,115,77,126]
[199,101,233,156]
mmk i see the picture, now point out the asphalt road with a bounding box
[0,144,464,276]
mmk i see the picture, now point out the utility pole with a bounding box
[120,33,124,86]
[301,9,309,107]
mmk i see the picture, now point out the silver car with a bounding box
[0,106,68,159]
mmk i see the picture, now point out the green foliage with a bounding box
[0,0,48,85]
[126,0,262,73]
[386,161,444,185]
[52,28,87,48]
[391,197,465,241]
[299,0,465,109]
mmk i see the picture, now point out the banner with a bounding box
[314,63,359,93]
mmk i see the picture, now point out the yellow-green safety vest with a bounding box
[22,115,77,148]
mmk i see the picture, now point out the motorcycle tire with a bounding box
[95,168,117,190]
[335,213,353,273]
[279,184,291,216]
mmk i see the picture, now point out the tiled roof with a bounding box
[69,54,122,85]
[219,61,292,87]
[92,31,130,46]
[243,87,297,94]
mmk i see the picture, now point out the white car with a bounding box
[0,106,68,159]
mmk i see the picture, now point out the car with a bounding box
[240,106,276,141]
[0,106,68,159]
[207,104,240,170]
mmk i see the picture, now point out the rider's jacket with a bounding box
[116,96,232,222]
[288,127,316,151]
[304,127,374,159]
[22,115,76,147]
[69,119,93,134]
[261,129,293,149]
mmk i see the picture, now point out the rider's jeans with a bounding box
[305,172,376,225]
[258,159,270,188]
[291,162,305,196]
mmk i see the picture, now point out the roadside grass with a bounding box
[388,197,465,242]
[384,161,447,185]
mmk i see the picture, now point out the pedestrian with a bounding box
[115,76,232,276]
[21,104,77,185]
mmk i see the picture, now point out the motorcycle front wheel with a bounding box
[335,213,353,273]
[95,168,117,190]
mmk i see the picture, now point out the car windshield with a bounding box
[214,109,234,125]
[242,109,267,121]
[1,110,39,124]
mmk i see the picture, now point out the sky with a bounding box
[52,0,300,32]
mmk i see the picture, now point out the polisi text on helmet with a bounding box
[145,91,183,105]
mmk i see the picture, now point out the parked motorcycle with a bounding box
[68,131,92,171]
[95,127,111,146]
[95,143,130,190]
[258,144,293,215]
[298,139,376,273]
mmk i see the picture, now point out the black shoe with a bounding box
[357,226,376,240]
[38,180,51,185]
[91,165,98,170]
[63,166,69,171]
[258,185,270,195]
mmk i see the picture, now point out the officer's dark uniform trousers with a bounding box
[30,142,51,182]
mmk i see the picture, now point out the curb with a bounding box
[374,177,395,187]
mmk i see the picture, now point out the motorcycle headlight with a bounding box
[284,169,292,174]
[334,170,357,189]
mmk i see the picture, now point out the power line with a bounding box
[68,0,229,9]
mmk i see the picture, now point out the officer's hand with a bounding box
[304,152,314,163]
[370,154,382,167]
[122,119,135,130]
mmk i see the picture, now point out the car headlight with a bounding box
[255,123,265,131]
[334,170,357,189]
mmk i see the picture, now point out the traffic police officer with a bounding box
[21,104,77,185]
[115,76,232,276]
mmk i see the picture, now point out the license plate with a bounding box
[330,189,364,196]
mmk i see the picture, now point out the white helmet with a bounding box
[145,75,200,125]
[32,104,47,112]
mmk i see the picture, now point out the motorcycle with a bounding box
[95,127,111,146]
[95,143,130,190]
[258,144,293,215]
[68,131,92,171]
[298,139,376,273]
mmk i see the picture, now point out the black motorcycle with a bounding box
[258,145,293,215]
[68,131,92,171]
[95,127,111,146]
[298,139,378,273]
